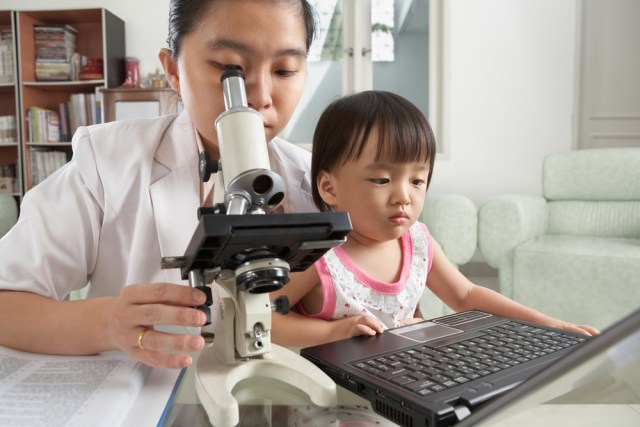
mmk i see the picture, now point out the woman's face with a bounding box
[160,0,308,158]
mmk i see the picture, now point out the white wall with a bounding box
[0,0,579,206]
[0,0,168,77]
[432,0,578,206]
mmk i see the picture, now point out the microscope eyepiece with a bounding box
[221,67,244,82]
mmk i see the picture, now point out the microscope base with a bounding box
[195,343,338,427]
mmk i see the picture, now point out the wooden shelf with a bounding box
[27,142,72,147]
[101,87,181,123]
[14,8,125,192]
[23,80,105,88]
[0,10,20,202]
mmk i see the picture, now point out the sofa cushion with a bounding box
[543,148,640,201]
[512,235,640,329]
[546,201,640,238]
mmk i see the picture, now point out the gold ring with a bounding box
[137,328,149,350]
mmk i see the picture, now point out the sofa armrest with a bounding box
[0,194,18,239]
[478,195,547,268]
[421,193,477,267]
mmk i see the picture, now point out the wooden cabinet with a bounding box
[15,8,124,193]
[101,87,181,123]
[0,11,20,203]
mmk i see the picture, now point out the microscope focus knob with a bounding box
[195,285,213,325]
[271,295,290,315]
[199,150,219,182]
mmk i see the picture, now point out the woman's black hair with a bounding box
[166,0,317,57]
[311,90,437,212]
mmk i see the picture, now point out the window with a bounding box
[282,0,439,152]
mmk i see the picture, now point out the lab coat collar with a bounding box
[149,112,201,262]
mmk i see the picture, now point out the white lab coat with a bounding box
[0,112,316,300]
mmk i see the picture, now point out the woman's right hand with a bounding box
[106,283,209,369]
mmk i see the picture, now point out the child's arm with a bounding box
[269,266,384,347]
[271,310,383,347]
[426,240,599,336]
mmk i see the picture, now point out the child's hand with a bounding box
[398,317,425,327]
[332,315,385,341]
[549,320,600,336]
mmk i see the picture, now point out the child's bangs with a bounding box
[371,115,433,165]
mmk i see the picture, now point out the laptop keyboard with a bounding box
[351,321,588,397]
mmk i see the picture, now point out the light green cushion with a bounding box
[543,148,640,201]
[420,193,477,318]
[546,201,640,238]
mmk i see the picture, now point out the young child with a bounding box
[270,90,599,348]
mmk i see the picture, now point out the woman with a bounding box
[0,0,317,369]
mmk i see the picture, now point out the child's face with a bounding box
[318,136,430,244]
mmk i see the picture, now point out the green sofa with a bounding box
[478,148,640,330]
[420,193,477,318]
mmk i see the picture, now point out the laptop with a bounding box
[455,307,640,426]
[300,310,592,426]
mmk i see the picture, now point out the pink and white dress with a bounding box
[297,222,433,329]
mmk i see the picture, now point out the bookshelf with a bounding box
[15,8,125,193]
[0,11,20,203]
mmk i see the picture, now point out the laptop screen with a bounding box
[457,309,640,426]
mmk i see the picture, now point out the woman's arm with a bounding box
[0,284,209,368]
[426,240,599,336]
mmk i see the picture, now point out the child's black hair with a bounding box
[311,90,437,211]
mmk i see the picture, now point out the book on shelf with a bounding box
[29,148,69,186]
[58,102,70,142]
[0,115,17,144]
[0,29,14,84]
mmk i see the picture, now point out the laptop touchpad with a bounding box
[390,321,462,343]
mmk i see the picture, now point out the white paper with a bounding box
[0,346,171,427]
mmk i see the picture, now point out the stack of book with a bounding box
[0,115,17,144]
[0,29,14,84]
[34,24,77,82]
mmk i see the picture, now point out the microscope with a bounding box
[162,69,351,426]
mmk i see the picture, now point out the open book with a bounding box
[0,346,182,427]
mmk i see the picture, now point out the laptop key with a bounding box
[390,375,415,386]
